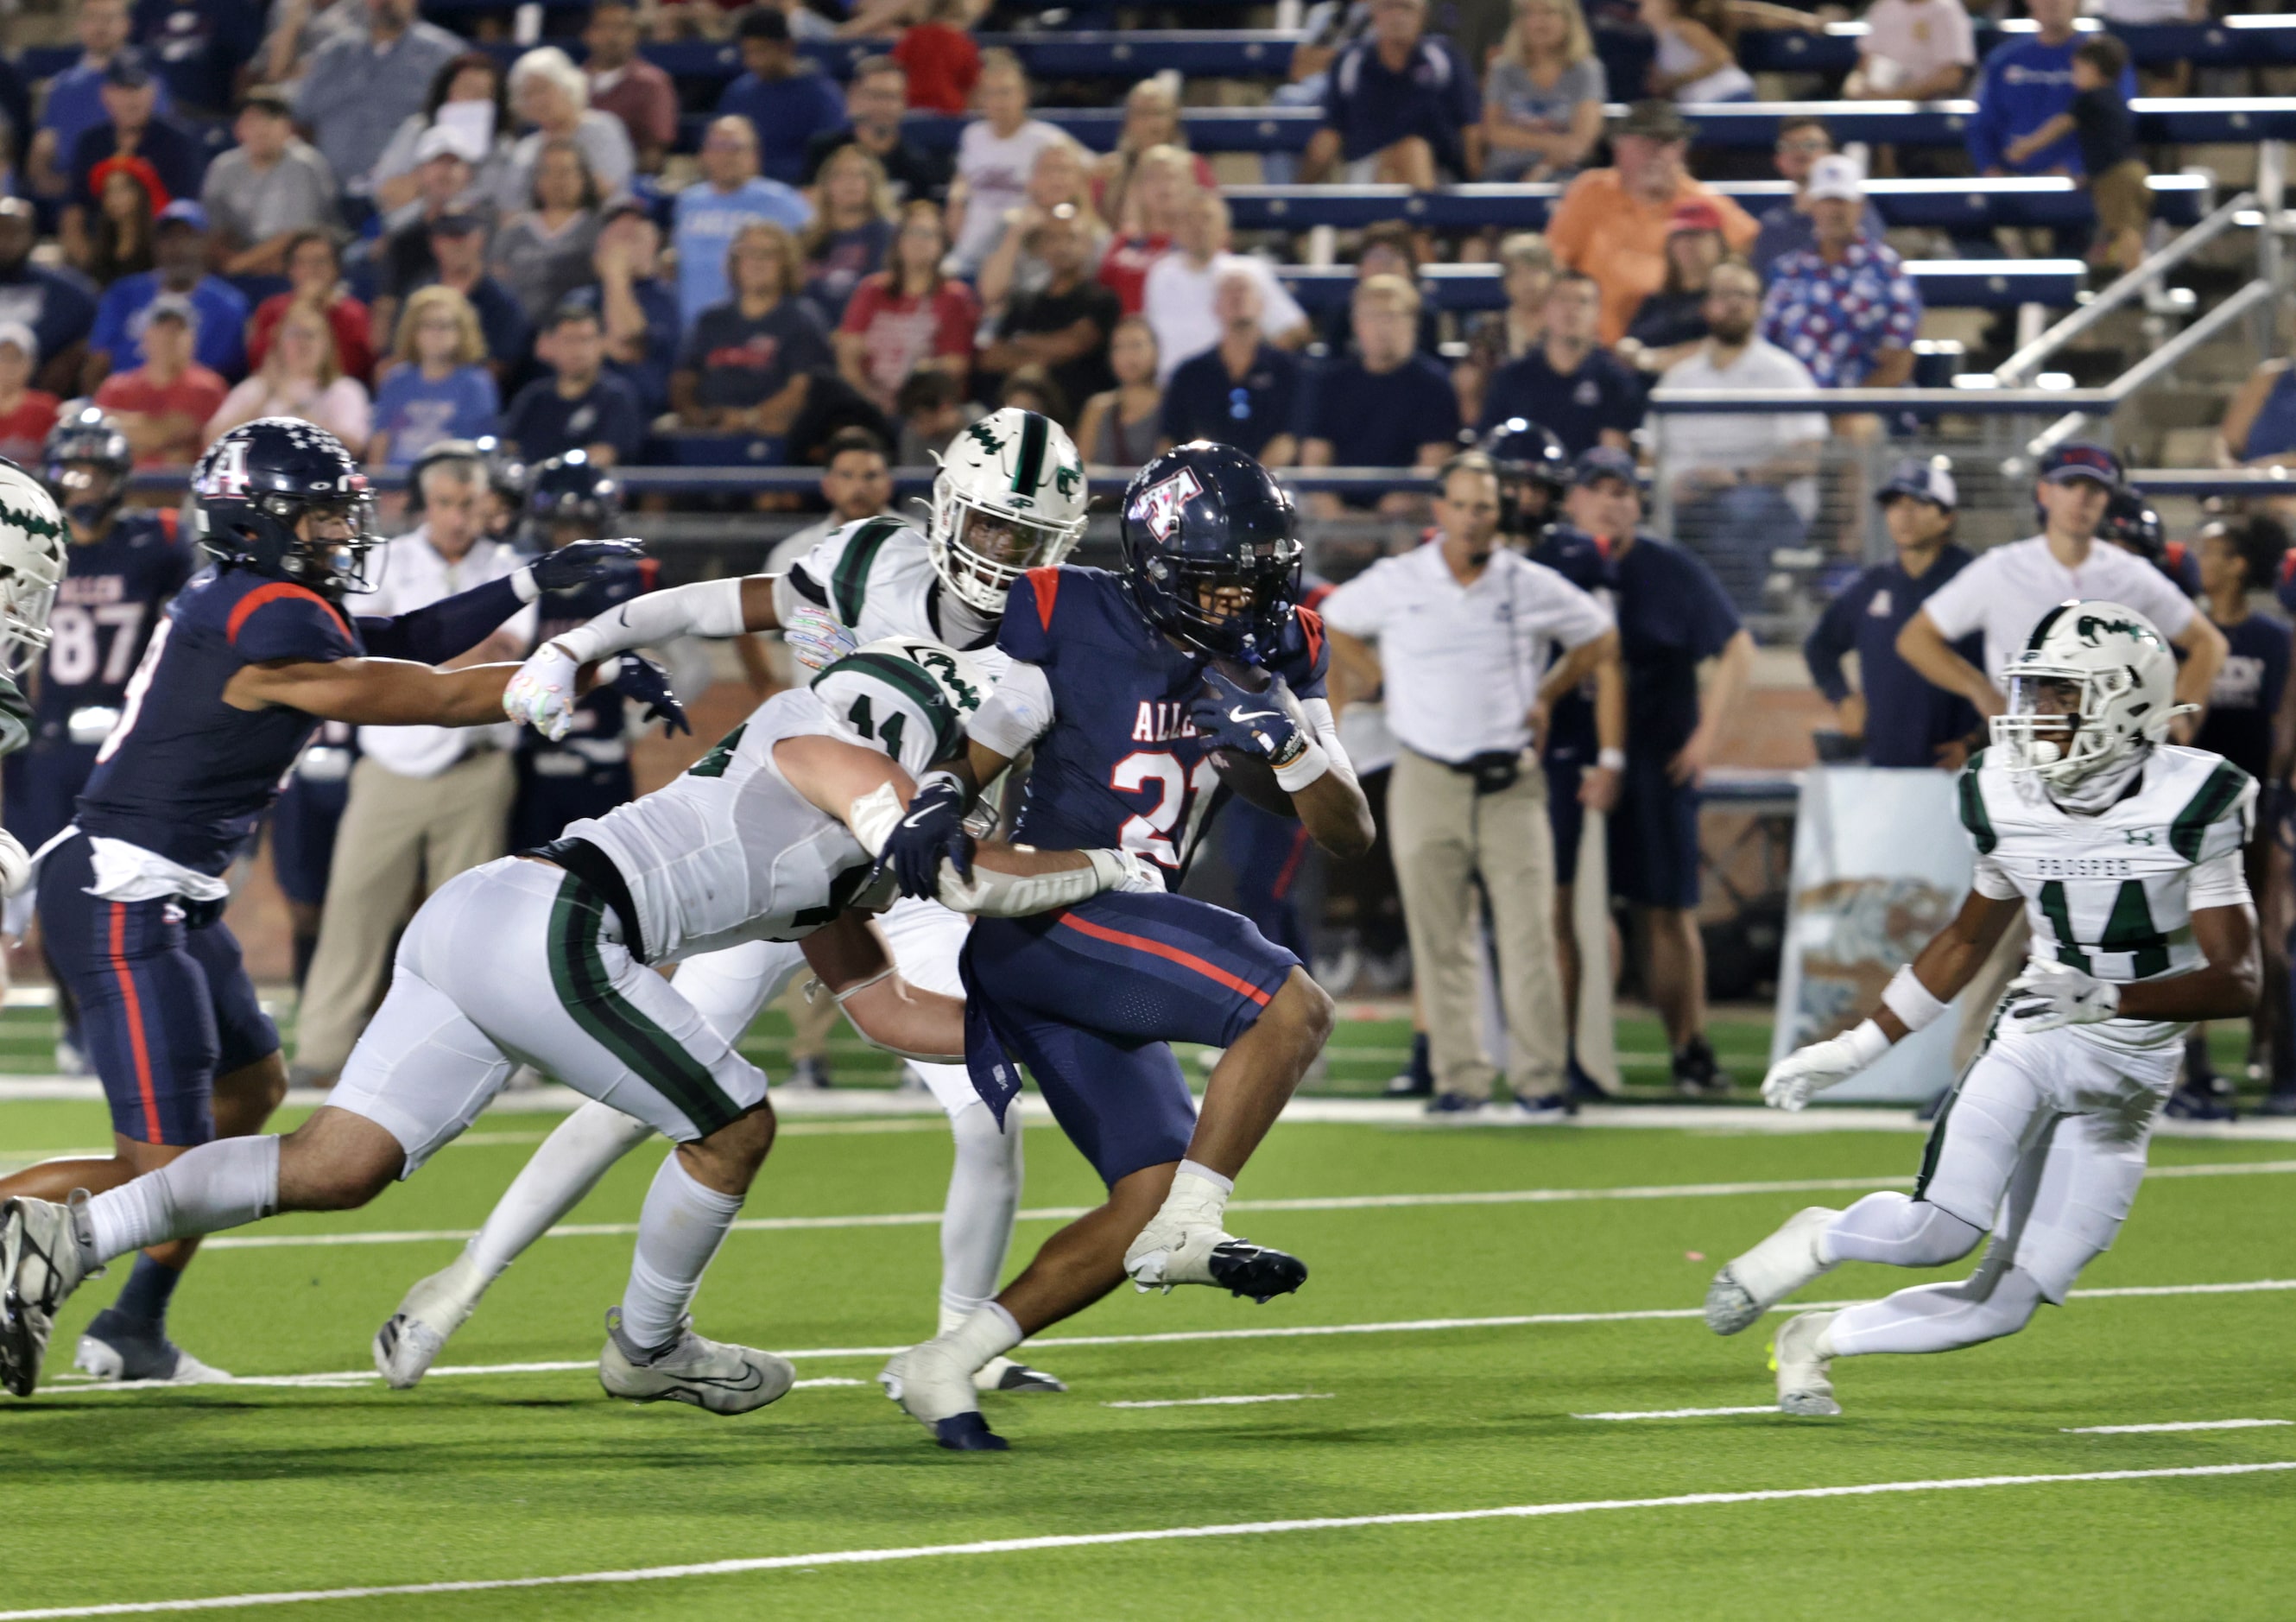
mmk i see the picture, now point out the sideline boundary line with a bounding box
[1,1463,2287,1619]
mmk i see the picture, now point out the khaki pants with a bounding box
[294,750,517,1074]
[1389,747,1565,1101]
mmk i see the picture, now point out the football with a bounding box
[1204,657,1297,818]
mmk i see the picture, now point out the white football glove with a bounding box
[1761,1020,1888,1112]
[0,826,28,897]
[2000,957,2120,1036]
[503,640,584,741]
[782,603,858,674]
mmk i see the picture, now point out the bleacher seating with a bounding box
[1274,258,2085,313]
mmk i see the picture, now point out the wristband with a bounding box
[1596,748,1625,771]
[1273,738,1331,792]
[1843,1017,1891,1066]
[1881,964,1948,1032]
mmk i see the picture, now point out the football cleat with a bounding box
[1770,1310,1842,1417]
[1124,1222,1307,1303]
[0,1194,97,1398]
[977,1356,1066,1394]
[880,1339,1007,1450]
[373,1251,488,1390]
[1705,1207,1839,1336]
[75,1310,231,1385]
[597,1308,794,1416]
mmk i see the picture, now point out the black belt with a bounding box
[1418,746,1527,796]
[525,835,648,962]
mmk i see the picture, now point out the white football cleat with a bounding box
[975,1355,1065,1394]
[880,1338,1006,1450]
[0,1194,97,1398]
[373,1251,488,1390]
[1123,1219,1307,1303]
[1771,1310,1842,1416]
[597,1308,794,1416]
[1705,1207,1839,1335]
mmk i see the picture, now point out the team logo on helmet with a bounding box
[1134,467,1203,543]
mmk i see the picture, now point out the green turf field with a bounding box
[2,1085,2293,1620]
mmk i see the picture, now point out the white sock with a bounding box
[618,1152,744,1352]
[85,1137,280,1263]
[937,1099,1021,1334]
[468,1100,652,1282]
[1154,1159,1232,1232]
[944,1302,1022,1374]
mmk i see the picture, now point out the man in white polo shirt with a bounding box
[1322,453,1622,1116]
[1897,439,2225,1068]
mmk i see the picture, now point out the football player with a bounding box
[374,407,1090,1396]
[1707,602,2260,1416]
[0,642,1158,1405]
[0,418,656,1386]
[0,456,67,884]
[867,441,1376,1449]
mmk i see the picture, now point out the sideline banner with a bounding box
[1770,767,1974,1102]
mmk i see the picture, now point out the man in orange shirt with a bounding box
[1544,101,1758,347]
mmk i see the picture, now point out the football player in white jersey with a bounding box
[1705,602,2261,1415]
[0,641,1155,1403]
[371,406,1092,1395]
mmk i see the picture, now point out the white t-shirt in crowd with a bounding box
[1919,533,2198,687]
[357,527,535,776]
[1319,537,1614,763]
[946,117,1066,274]
[1141,250,1309,383]
[1654,339,1830,523]
[1858,0,1977,90]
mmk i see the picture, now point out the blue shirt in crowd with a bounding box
[674,177,813,328]
[1967,34,2137,175]
[503,371,647,465]
[132,0,262,113]
[1802,545,1983,768]
[1299,352,1458,507]
[1161,342,1300,461]
[370,364,500,467]
[717,68,846,187]
[0,260,99,364]
[91,270,246,376]
[1322,35,1479,175]
[41,59,172,165]
[69,115,208,207]
[1477,344,1641,457]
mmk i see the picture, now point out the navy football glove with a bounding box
[528,537,647,594]
[880,769,972,899]
[1190,664,1304,763]
[604,655,690,737]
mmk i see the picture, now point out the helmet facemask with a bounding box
[44,459,125,535]
[927,475,1082,613]
[1992,660,2174,789]
[0,558,58,679]
[1148,538,1301,662]
[262,489,383,598]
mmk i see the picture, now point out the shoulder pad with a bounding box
[1958,751,1997,856]
[816,515,916,628]
[2168,756,2255,865]
[811,646,978,778]
[1269,603,1329,694]
[224,578,357,665]
[998,565,1075,666]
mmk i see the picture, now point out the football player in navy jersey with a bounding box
[0,417,664,1386]
[2101,486,2201,597]
[867,442,1376,1450]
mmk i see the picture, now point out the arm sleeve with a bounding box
[1299,694,1357,786]
[968,657,1053,757]
[357,575,528,664]
[1970,852,2021,901]
[1803,579,1863,705]
[550,577,751,663]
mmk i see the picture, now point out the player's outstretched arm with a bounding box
[225,656,528,726]
[504,574,792,738]
[358,539,648,665]
[800,911,964,1062]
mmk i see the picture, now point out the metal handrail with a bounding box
[2025,277,2277,456]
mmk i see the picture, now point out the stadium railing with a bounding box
[1278,257,2086,311]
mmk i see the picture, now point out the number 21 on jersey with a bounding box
[1112,751,1220,871]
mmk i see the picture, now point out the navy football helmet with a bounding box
[2099,487,2164,562]
[1119,441,1300,663]
[526,450,622,545]
[1482,417,1568,535]
[194,418,380,597]
[41,405,132,533]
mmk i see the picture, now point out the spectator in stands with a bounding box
[490,137,604,326]
[977,136,1099,314]
[133,0,263,117]
[1267,0,1373,184]
[503,301,645,465]
[412,212,530,390]
[1300,0,1480,187]
[1847,0,1975,101]
[2219,354,2296,471]
[1968,0,2135,180]
[247,230,376,383]
[1142,190,1310,385]
[674,115,812,328]
[259,0,370,92]
[2004,35,2152,274]
[801,56,948,200]
[894,367,978,464]
[77,169,159,284]
[1546,101,1756,347]
[1654,258,1825,611]
[1641,0,1754,104]
[1618,202,1725,377]
[1803,457,1980,767]
[503,48,634,215]
[295,0,463,194]
[30,0,165,203]
[0,326,60,467]
[720,8,844,187]
[1481,0,1605,184]
[92,294,223,466]
[1760,156,1920,390]
[997,368,1065,421]
[1313,220,1440,359]
[1097,146,1199,317]
[86,201,246,390]
[946,50,1066,276]
[894,0,981,115]
[1477,271,1640,456]
[1091,79,1216,227]
[977,206,1118,430]
[368,284,499,467]
[1076,314,1161,466]
[208,298,372,454]
[770,427,892,564]
[64,52,205,264]
[1299,274,1459,515]
[1749,117,1885,282]
[673,219,832,436]
[370,131,484,346]
[583,0,678,174]
[0,200,98,396]
[371,54,512,216]
[802,146,896,326]
[836,199,977,413]
[1455,232,1552,426]
[1160,269,1300,465]
[201,88,338,279]
[583,197,680,416]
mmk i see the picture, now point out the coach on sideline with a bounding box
[1322,453,1621,1117]
[1894,440,2227,1071]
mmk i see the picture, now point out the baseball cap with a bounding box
[1610,99,1694,143]
[429,210,487,237]
[1572,445,1642,491]
[1806,154,1865,203]
[414,124,483,165]
[1875,456,1957,511]
[0,321,38,364]
[1669,200,1724,235]
[737,6,790,41]
[155,199,209,232]
[145,292,199,329]
[2039,440,2124,488]
[103,51,155,90]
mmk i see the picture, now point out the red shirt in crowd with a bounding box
[92,364,229,467]
[0,391,60,468]
[1097,231,1174,315]
[589,60,681,157]
[838,271,981,404]
[893,23,980,114]
[248,293,377,385]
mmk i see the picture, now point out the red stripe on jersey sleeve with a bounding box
[225,580,353,649]
[1025,567,1061,631]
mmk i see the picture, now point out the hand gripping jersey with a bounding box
[781,514,1010,681]
[1960,744,2256,1052]
[33,510,195,751]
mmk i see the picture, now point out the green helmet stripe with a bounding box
[2024,602,2074,653]
[831,516,904,626]
[1011,412,1048,497]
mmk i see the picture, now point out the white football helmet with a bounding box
[0,459,66,680]
[927,408,1088,613]
[1991,599,2188,789]
[813,636,990,777]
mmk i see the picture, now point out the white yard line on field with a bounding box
[1102,1393,1334,1409]
[1574,1406,1779,1420]
[2063,1418,2292,1434]
[1,1463,2288,1619]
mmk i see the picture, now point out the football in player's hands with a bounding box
[1193,659,1298,818]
